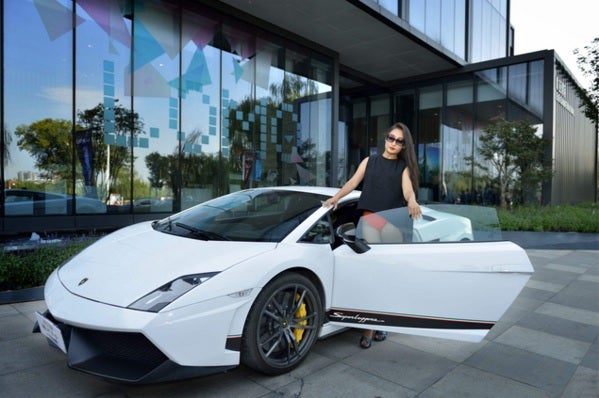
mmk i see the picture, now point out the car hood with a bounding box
[57,221,276,307]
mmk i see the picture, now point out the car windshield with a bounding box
[355,204,502,244]
[153,189,327,242]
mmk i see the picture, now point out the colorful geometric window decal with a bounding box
[104,121,115,134]
[104,134,116,145]
[104,108,115,121]
[103,85,115,97]
[103,60,117,140]
[116,135,127,147]
[170,97,178,132]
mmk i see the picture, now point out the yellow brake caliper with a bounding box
[293,294,307,343]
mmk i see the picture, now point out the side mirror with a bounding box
[335,223,370,253]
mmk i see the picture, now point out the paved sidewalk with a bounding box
[0,249,597,397]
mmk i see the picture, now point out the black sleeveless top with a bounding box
[357,155,407,212]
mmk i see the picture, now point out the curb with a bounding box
[0,286,44,305]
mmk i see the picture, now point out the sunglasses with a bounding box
[385,134,405,146]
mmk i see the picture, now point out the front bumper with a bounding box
[34,270,255,383]
[35,310,234,383]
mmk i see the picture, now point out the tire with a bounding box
[241,272,323,375]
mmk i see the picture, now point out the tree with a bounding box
[269,74,318,105]
[466,118,551,208]
[77,103,144,197]
[15,118,74,181]
[145,151,168,195]
[574,37,599,123]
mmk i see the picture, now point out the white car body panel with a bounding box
[329,240,532,342]
[45,269,250,366]
[58,222,277,307]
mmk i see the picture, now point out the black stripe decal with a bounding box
[327,309,494,330]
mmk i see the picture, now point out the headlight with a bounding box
[128,272,219,312]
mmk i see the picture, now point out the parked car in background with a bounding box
[3,189,106,215]
[133,197,174,212]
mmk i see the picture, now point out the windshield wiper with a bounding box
[174,222,231,241]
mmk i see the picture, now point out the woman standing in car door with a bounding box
[323,121,422,348]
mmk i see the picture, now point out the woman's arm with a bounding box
[323,157,369,210]
[402,168,422,219]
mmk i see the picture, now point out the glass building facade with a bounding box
[2,0,334,233]
[1,0,596,236]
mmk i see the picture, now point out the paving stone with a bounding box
[263,362,416,398]
[122,369,270,398]
[544,263,588,274]
[535,302,599,327]
[0,361,110,398]
[418,364,547,398]
[559,251,599,267]
[0,314,36,341]
[580,339,599,371]
[465,342,576,397]
[578,273,599,283]
[0,304,18,318]
[343,340,458,392]
[560,366,599,398]
[391,333,487,363]
[525,279,565,293]
[516,311,599,343]
[549,280,599,312]
[0,335,64,376]
[531,267,580,286]
[494,325,591,364]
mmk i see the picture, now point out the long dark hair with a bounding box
[387,122,419,193]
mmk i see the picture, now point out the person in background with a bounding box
[323,121,422,348]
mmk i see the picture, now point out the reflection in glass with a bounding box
[74,0,135,213]
[131,0,179,213]
[180,10,222,210]
[470,0,507,62]
[2,0,335,219]
[355,205,501,244]
[527,61,544,117]
[407,0,466,59]
[442,80,474,204]
[4,0,74,215]
[418,86,442,202]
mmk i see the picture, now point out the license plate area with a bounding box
[36,312,67,353]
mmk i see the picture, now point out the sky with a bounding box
[510,0,598,89]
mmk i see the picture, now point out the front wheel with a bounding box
[241,272,323,375]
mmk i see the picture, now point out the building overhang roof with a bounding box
[216,0,463,89]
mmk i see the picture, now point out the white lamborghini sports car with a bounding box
[34,186,533,383]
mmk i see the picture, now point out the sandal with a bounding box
[359,335,372,349]
[374,331,387,342]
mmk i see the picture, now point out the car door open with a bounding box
[328,205,533,343]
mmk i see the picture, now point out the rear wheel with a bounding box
[241,273,323,375]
